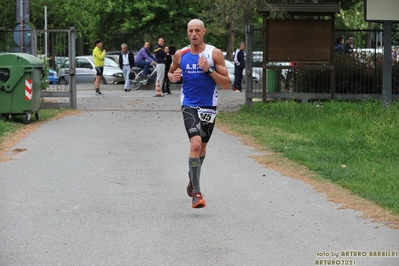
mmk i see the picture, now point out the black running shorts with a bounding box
[181,106,216,143]
[95,66,104,76]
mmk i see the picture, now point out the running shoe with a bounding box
[192,192,206,208]
[95,91,104,97]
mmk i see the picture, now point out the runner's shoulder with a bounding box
[212,47,224,57]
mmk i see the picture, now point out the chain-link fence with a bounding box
[0,29,31,53]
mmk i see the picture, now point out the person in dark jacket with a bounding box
[345,35,354,55]
[154,38,166,96]
[233,42,245,92]
[118,43,135,92]
[334,36,344,54]
[162,46,172,94]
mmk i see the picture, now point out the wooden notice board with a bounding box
[266,20,333,63]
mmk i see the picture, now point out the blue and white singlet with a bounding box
[180,44,218,107]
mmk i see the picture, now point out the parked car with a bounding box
[48,69,58,84]
[250,54,290,81]
[106,51,122,55]
[105,54,119,64]
[57,56,124,85]
[225,60,235,86]
[226,60,260,86]
[54,56,68,71]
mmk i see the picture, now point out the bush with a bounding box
[291,52,399,94]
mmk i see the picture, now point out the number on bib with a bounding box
[197,108,217,123]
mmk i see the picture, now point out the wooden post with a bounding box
[262,15,267,102]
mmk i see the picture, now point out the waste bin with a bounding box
[0,53,43,124]
[266,69,277,92]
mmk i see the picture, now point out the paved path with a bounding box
[1,85,399,265]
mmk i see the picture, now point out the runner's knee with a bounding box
[190,138,202,154]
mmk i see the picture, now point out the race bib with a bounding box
[197,108,217,123]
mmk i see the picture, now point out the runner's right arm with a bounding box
[168,50,182,83]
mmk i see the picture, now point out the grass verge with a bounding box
[0,109,63,139]
[218,100,399,216]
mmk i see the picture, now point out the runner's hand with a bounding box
[173,68,182,82]
[198,55,209,72]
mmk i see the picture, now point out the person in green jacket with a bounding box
[92,39,106,96]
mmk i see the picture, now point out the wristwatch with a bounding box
[206,68,214,74]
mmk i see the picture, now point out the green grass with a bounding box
[0,109,66,145]
[218,101,399,215]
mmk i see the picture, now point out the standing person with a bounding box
[154,38,166,97]
[168,19,230,208]
[233,42,246,92]
[162,46,172,95]
[334,36,344,54]
[345,35,354,55]
[391,48,397,62]
[118,43,135,92]
[92,39,106,96]
[135,42,156,78]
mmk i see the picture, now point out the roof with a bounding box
[260,3,341,16]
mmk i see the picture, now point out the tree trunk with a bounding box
[77,37,84,56]
[226,20,236,61]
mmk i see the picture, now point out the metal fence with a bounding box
[0,28,76,109]
[245,27,399,103]
[0,29,32,53]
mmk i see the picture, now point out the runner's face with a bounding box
[187,23,205,46]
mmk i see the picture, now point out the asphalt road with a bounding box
[1,84,399,265]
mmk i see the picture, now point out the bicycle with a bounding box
[131,65,157,90]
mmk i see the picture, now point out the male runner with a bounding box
[92,39,106,96]
[168,19,230,208]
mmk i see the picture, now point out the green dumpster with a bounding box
[266,69,277,92]
[0,53,43,124]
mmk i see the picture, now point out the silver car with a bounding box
[225,60,235,86]
[226,59,259,86]
[58,56,124,85]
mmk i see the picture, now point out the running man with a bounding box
[168,19,230,208]
[92,39,106,96]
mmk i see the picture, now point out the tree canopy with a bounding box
[0,0,370,56]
